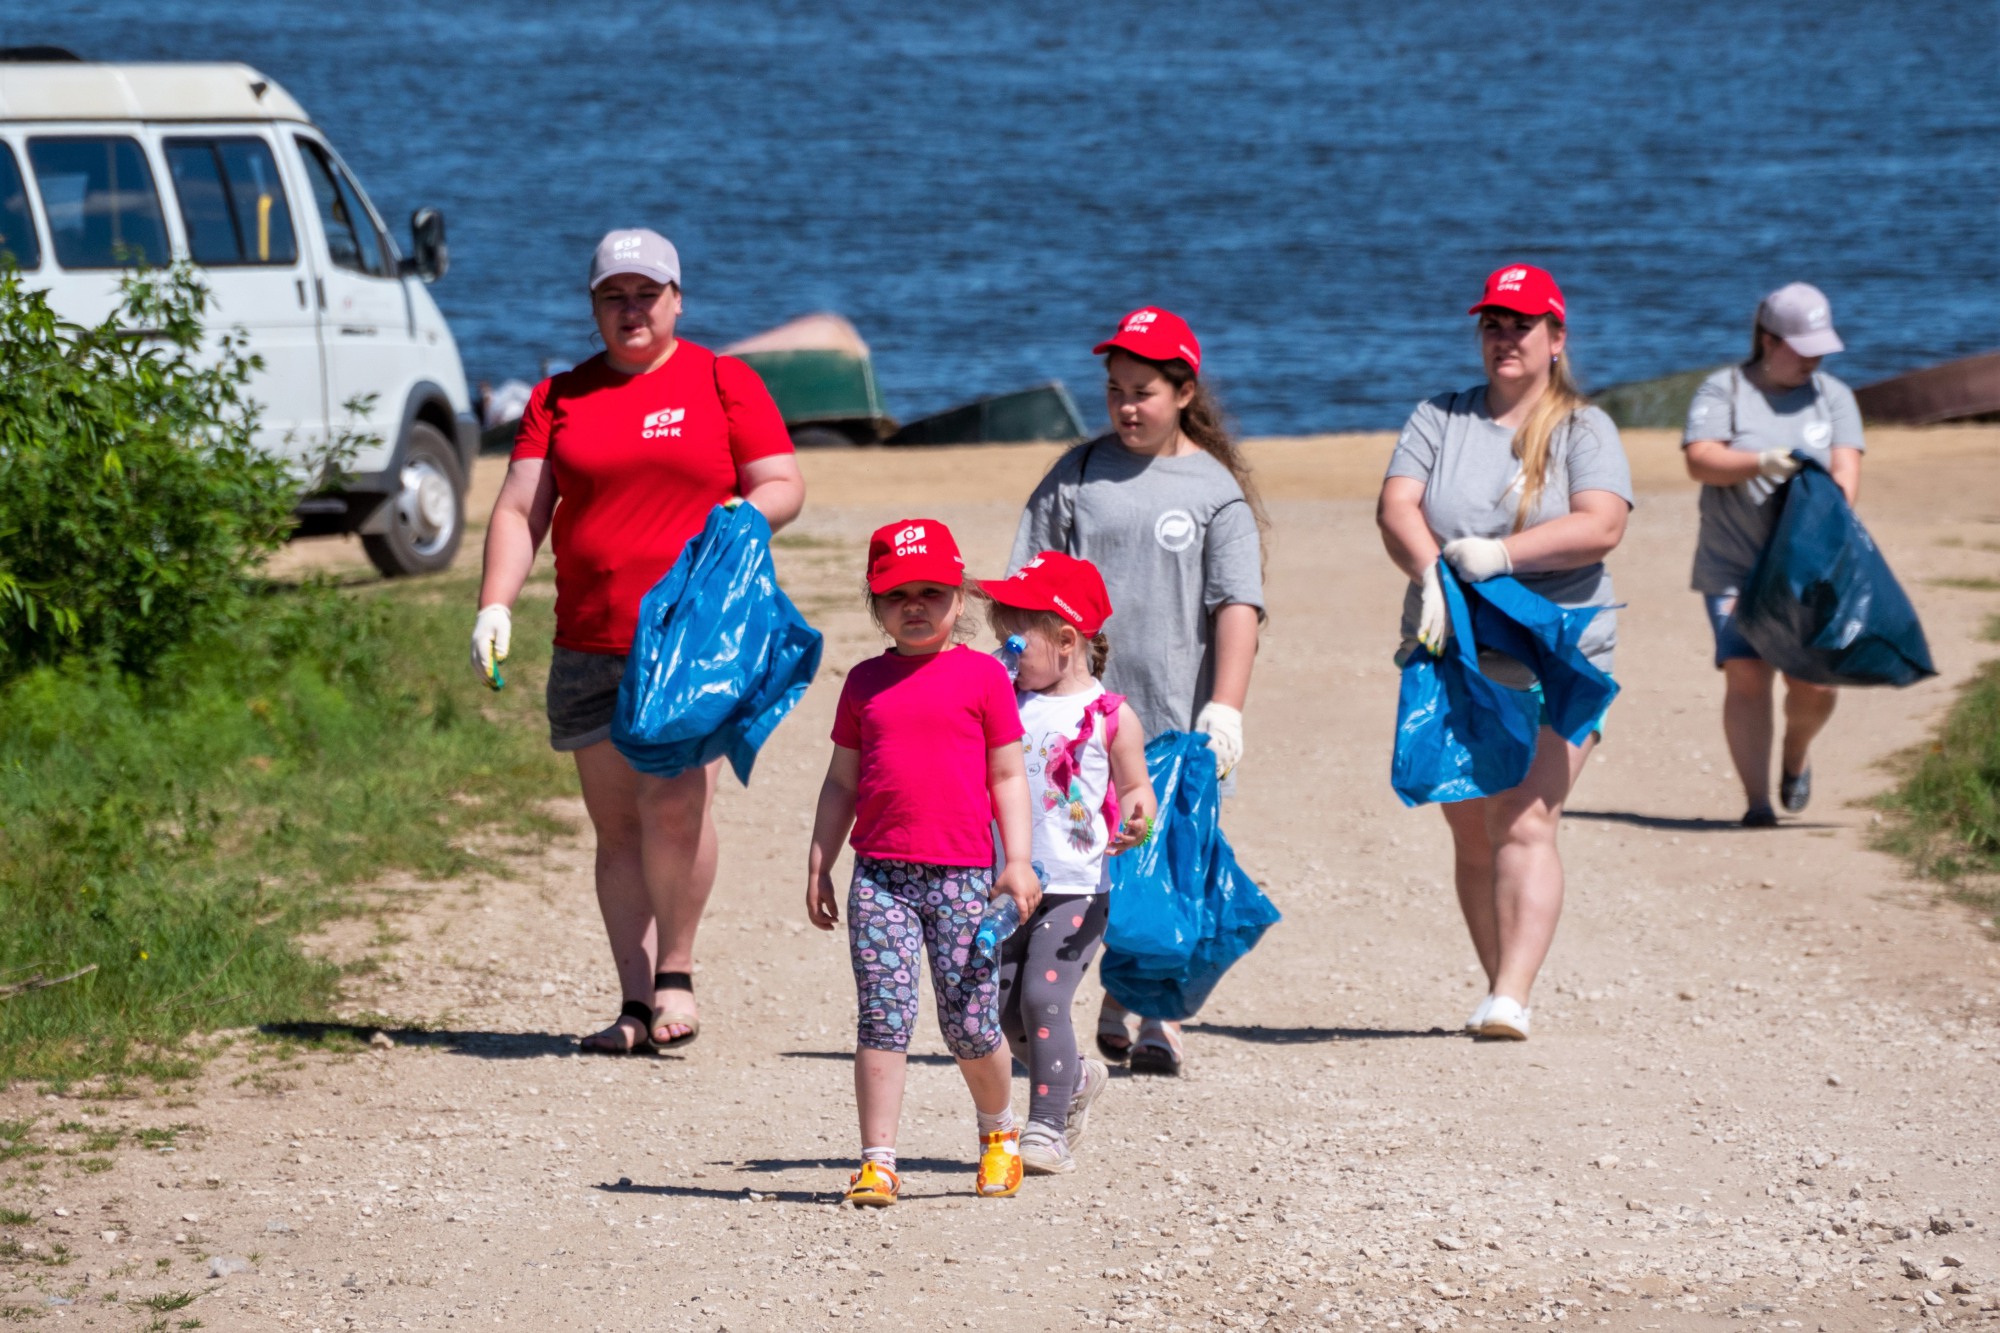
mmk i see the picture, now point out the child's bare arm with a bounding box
[806,747,861,930]
[1107,701,1157,853]
[986,742,1042,916]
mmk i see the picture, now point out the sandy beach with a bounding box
[34,426,2000,1332]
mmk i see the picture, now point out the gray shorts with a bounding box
[546,646,626,752]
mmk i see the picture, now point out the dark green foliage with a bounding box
[1875,617,2000,898]
[0,264,299,679]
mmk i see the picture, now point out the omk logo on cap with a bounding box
[614,237,642,256]
[1125,310,1159,331]
[641,407,685,439]
[1806,305,1830,329]
[893,524,927,555]
[1496,267,1529,291]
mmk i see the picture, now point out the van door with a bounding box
[156,128,326,460]
[291,133,408,474]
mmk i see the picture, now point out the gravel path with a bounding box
[10,436,2000,1333]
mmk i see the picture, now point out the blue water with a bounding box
[24,2,2000,433]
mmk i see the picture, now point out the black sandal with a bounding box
[579,999,656,1055]
[651,971,700,1050]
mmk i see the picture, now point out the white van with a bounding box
[0,54,477,576]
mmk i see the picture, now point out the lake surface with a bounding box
[26,1,2000,433]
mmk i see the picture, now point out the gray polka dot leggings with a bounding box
[997,893,1109,1130]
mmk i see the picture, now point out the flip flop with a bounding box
[1129,1019,1183,1077]
[1095,1008,1133,1064]
[579,1000,656,1056]
[651,971,700,1049]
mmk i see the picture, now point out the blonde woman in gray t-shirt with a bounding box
[1376,265,1634,1042]
[1682,282,1864,829]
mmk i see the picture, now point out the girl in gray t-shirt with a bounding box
[1375,263,1634,1044]
[1682,281,1865,829]
[1010,306,1265,1078]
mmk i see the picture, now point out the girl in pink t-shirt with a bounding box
[806,518,1041,1208]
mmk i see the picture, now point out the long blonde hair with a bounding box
[1507,320,1588,532]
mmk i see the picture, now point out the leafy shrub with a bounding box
[0,264,301,680]
[1875,617,2000,891]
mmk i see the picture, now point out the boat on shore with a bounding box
[720,313,896,446]
[885,381,1086,447]
[1854,352,2000,426]
[1590,365,1725,431]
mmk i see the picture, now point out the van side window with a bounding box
[26,136,169,269]
[164,137,298,267]
[0,144,39,270]
[296,139,392,279]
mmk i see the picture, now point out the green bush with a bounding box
[0,264,302,680]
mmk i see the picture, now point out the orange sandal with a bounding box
[845,1160,899,1208]
[976,1129,1022,1198]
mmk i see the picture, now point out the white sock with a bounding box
[975,1106,1016,1136]
[862,1145,896,1171]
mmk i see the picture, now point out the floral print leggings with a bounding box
[848,856,1005,1060]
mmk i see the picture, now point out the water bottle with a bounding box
[972,860,1043,960]
[998,634,1026,683]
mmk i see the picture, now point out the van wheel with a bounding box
[362,422,465,577]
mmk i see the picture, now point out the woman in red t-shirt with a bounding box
[471,228,805,1054]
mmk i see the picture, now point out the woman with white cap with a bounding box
[471,229,805,1053]
[1682,282,1864,828]
[1375,264,1633,1041]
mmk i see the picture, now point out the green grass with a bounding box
[1928,576,2000,592]
[1875,615,2000,901]
[139,1292,196,1312]
[0,572,573,1087]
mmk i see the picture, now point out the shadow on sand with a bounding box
[263,1022,589,1061]
[1566,808,1839,833]
[1182,1022,1457,1044]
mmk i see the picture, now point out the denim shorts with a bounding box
[1703,594,1762,668]
[545,646,626,752]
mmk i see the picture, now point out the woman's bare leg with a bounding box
[572,741,658,1049]
[1779,676,1838,778]
[1485,728,1594,1005]
[1440,798,1499,986]
[1722,659,1778,812]
[635,761,721,1039]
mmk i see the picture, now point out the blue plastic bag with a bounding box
[611,503,823,783]
[1100,731,1281,1021]
[1735,453,1936,688]
[1390,564,1618,807]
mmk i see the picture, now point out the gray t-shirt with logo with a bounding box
[1385,388,1634,678]
[1010,435,1263,739]
[1682,365,1865,596]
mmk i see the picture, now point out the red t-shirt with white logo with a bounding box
[831,646,1024,867]
[511,344,793,654]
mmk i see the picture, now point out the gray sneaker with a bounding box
[1019,1123,1075,1175]
[1064,1058,1109,1150]
[1780,765,1812,813]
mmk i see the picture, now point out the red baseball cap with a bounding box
[978,552,1113,636]
[1468,264,1567,321]
[1093,307,1202,376]
[866,519,965,594]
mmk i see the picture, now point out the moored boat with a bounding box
[1854,351,2000,425]
[885,381,1086,447]
[720,313,896,446]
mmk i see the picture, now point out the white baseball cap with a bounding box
[1757,282,1843,357]
[588,228,681,290]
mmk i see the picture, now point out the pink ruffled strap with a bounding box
[1044,692,1125,834]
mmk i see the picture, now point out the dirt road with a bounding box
[22,429,2000,1332]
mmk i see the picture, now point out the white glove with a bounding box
[1758,449,1802,482]
[1442,536,1512,583]
[1195,702,1244,778]
[470,603,512,679]
[1416,562,1449,656]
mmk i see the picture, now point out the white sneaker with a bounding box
[1065,1058,1108,1150]
[1464,994,1494,1032]
[1019,1123,1075,1175]
[1477,995,1531,1040]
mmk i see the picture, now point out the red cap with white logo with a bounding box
[1093,307,1202,377]
[866,519,966,594]
[1468,264,1567,321]
[978,552,1114,636]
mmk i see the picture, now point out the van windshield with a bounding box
[297,138,392,279]
[164,137,298,267]
[0,145,38,270]
[27,136,169,269]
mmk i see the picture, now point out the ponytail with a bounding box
[1509,328,1588,533]
[1088,631,1110,679]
